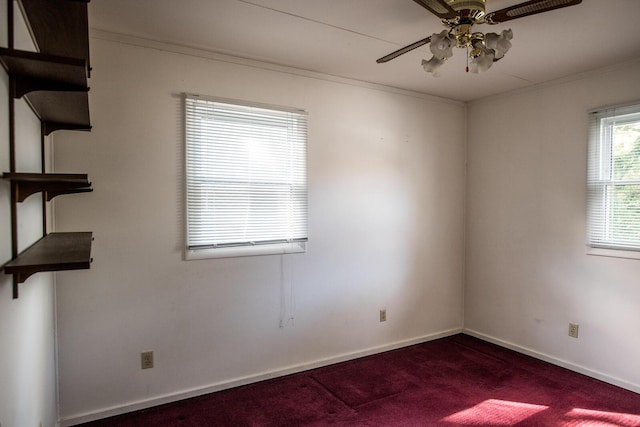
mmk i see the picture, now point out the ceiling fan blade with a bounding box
[485,0,582,24]
[412,0,457,19]
[376,37,432,63]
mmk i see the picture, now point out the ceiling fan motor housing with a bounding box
[447,0,486,12]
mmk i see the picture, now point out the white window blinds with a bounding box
[185,95,308,257]
[587,102,640,251]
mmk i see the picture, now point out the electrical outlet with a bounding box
[141,351,154,369]
[568,323,579,338]
[380,309,387,322]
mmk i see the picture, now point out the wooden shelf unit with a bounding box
[2,0,94,298]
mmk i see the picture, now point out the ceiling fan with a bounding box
[377,0,582,75]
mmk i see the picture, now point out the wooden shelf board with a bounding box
[0,48,91,131]
[3,172,90,183]
[18,0,90,67]
[0,47,87,88]
[25,91,91,130]
[3,232,93,284]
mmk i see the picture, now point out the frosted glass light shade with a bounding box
[422,55,446,76]
[485,29,513,59]
[430,30,454,60]
[470,50,495,73]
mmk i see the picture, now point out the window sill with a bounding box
[185,242,306,260]
[586,247,640,260]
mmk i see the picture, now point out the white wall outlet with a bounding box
[380,309,387,322]
[568,323,579,338]
[141,351,154,369]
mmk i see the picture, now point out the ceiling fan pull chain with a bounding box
[466,45,469,73]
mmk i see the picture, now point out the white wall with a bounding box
[53,35,467,423]
[0,2,58,426]
[465,59,640,392]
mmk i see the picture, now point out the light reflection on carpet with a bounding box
[561,407,640,427]
[442,399,548,425]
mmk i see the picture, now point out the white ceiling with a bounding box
[89,0,640,101]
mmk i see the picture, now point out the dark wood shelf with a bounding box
[0,48,88,92]
[3,172,93,202]
[3,232,93,293]
[0,48,91,134]
[29,91,92,135]
[18,0,91,74]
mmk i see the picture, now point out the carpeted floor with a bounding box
[80,334,640,426]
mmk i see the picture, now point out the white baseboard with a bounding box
[463,328,640,395]
[59,328,462,426]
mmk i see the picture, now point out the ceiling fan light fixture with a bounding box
[378,0,583,75]
[424,26,511,75]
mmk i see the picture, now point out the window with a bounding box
[184,94,308,259]
[587,102,640,253]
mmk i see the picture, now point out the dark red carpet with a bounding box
[80,334,640,426]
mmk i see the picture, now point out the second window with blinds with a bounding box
[587,102,640,257]
[185,95,308,259]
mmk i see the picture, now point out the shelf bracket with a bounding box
[3,173,93,202]
[13,276,19,299]
[45,187,93,201]
[43,121,92,135]
[11,75,88,99]
[12,182,93,202]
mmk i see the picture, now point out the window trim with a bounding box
[183,93,308,260]
[586,101,640,255]
[186,241,306,261]
[586,246,640,261]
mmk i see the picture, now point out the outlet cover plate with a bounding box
[141,351,154,369]
[568,323,579,338]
